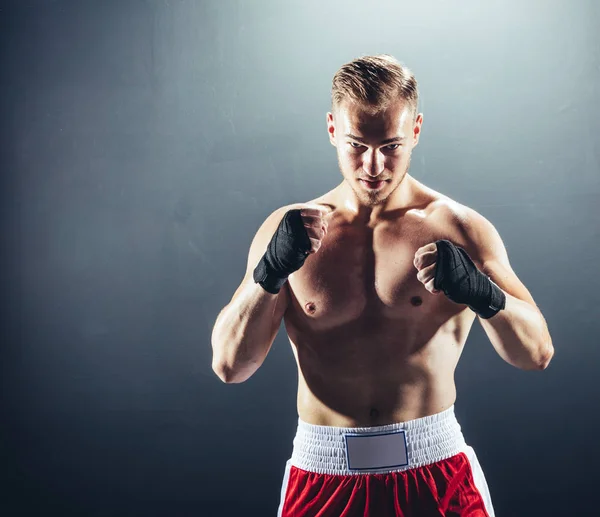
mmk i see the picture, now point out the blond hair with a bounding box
[331,54,419,118]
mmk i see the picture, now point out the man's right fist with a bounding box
[299,205,330,254]
[253,205,330,294]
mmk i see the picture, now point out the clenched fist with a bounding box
[414,242,442,295]
[253,204,331,294]
[414,240,506,319]
[300,204,330,254]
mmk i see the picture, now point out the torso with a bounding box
[282,177,479,427]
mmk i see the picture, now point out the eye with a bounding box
[385,144,400,150]
[349,141,363,148]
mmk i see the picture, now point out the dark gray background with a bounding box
[1,0,598,515]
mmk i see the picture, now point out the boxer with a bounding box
[212,54,553,516]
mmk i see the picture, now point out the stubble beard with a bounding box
[341,155,412,207]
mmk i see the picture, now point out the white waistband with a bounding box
[290,405,467,475]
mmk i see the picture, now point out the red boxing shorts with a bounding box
[277,406,494,517]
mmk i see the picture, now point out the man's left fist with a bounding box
[413,239,507,319]
[413,242,442,295]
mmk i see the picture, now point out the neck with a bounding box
[335,174,416,225]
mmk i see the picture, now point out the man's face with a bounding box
[327,97,422,207]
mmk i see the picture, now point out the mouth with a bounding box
[360,179,388,190]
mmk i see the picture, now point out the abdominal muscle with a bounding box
[287,315,472,427]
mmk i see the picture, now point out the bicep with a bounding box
[482,256,537,308]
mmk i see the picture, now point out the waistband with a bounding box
[290,405,467,475]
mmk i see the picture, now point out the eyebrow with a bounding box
[344,134,406,144]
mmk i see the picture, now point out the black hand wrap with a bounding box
[253,209,312,294]
[433,239,506,319]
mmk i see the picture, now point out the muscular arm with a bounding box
[455,206,554,370]
[478,269,553,370]
[211,207,291,383]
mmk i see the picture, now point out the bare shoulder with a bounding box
[418,184,508,271]
[259,201,315,227]
[421,185,539,306]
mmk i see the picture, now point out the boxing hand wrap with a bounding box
[433,239,506,319]
[253,209,312,294]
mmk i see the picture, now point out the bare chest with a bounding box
[284,212,462,334]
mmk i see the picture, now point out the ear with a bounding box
[412,113,423,147]
[326,112,337,147]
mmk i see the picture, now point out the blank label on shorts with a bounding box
[344,430,408,471]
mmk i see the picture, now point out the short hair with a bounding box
[331,54,419,119]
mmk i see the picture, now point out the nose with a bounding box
[362,148,385,177]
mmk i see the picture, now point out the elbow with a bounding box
[212,361,231,383]
[212,359,255,384]
[511,342,554,371]
[212,361,240,383]
[536,342,554,370]
[519,342,554,371]
[211,338,246,383]
[211,335,267,384]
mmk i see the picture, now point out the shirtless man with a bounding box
[211,55,553,517]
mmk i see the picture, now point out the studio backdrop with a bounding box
[1,1,599,516]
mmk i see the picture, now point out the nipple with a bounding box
[410,296,423,307]
[305,302,317,314]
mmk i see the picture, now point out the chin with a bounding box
[355,186,389,206]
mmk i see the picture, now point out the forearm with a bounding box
[211,282,280,383]
[478,292,553,370]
